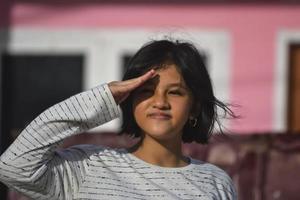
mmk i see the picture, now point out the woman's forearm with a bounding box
[0,83,119,197]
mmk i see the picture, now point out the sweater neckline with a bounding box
[120,148,197,171]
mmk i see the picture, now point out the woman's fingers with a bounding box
[108,69,156,104]
[122,69,156,90]
[138,69,156,84]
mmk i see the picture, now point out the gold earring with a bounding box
[189,117,198,128]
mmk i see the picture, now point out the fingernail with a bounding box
[151,69,156,77]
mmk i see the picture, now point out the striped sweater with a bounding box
[0,84,237,200]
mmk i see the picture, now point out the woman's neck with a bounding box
[127,134,190,168]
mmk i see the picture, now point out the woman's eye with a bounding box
[169,90,182,95]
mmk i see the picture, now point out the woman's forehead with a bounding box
[144,65,187,88]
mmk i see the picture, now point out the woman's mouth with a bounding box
[147,112,171,120]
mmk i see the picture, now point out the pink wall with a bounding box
[2,3,300,133]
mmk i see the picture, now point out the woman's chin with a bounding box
[143,129,178,141]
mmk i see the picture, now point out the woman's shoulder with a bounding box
[191,158,227,172]
[190,158,237,198]
[190,158,234,184]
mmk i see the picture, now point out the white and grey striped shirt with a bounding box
[0,84,237,200]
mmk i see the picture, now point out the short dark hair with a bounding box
[119,39,235,144]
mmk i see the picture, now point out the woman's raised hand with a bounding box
[108,69,156,105]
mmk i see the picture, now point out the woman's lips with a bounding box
[147,112,171,120]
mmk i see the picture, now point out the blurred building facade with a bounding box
[0,0,300,199]
[0,1,300,134]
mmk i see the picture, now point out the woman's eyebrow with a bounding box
[166,82,187,89]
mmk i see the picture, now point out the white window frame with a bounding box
[274,30,300,132]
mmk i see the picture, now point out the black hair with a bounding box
[119,39,236,144]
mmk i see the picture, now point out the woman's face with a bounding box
[132,64,194,141]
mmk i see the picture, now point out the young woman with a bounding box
[0,39,237,199]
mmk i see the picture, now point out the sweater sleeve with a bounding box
[0,83,120,200]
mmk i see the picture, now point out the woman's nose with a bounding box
[152,93,170,109]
